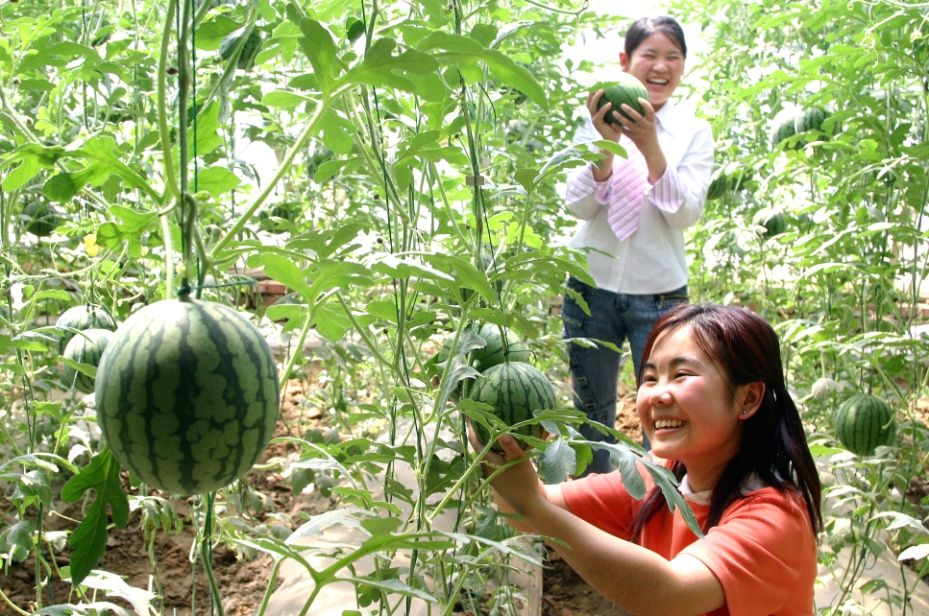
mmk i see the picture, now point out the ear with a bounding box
[619,51,630,71]
[736,382,765,420]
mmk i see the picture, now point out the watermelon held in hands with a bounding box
[62,328,114,393]
[833,393,896,456]
[470,361,556,451]
[596,73,649,124]
[94,298,280,495]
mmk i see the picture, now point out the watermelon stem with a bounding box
[197,491,225,616]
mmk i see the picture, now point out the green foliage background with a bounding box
[0,0,927,613]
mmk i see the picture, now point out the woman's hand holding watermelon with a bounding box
[468,426,548,521]
[586,89,624,141]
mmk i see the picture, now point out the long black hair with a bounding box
[625,16,687,59]
[631,304,822,541]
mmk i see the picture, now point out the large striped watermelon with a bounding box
[95,298,279,495]
[63,328,114,393]
[470,361,555,450]
[56,304,117,351]
[833,393,896,456]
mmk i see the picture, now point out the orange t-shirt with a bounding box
[560,468,817,616]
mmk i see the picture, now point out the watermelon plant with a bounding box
[94,297,280,495]
[1,0,927,613]
[833,393,897,456]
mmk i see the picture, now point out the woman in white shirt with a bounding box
[563,15,714,473]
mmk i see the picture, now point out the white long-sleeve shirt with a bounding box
[564,99,714,294]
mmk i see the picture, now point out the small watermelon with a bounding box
[56,304,117,351]
[470,361,555,450]
[219,29,262,70]
[469,323,531,372]
[771,107,834,149]
[62,328,114,393]
[833,393,896,456]
[597,73,649,124]
[95,298,280,495]
[23,200,62,237]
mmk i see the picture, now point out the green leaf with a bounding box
[262,90,313,110]
[417,32,547,108]
[196,14,243,51]
[338,38,439,93]
[421,253,497,303]
[43,173,80,202]
[191,103,222,157]
[539,438,577,484]
[313,157,362,183]
[251,253,313,299]
[318,108,355,155]
[60,449,129,586]
[286,221,364,258]
[360,516,402,536]
[306,259,373,299]
[482,49,547,109]
[107,204,158,233]
[369,254,455,284]
[346,576,439,604]
[1,143,66,190]
[0,520,34,564]
[196,166,241,197]
[313,301,354,340]
[286,3,340,93]
[75,136,159,200]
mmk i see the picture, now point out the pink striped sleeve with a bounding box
[648,165,687,213]
[566,165,611,204]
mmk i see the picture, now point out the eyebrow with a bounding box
[639,47,683,56]
[642,356,702,371]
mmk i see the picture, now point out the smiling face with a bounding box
[620,32,685,111]
[636,325,759,491]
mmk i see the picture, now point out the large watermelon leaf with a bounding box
[60,449,129,586]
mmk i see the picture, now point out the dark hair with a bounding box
[630,304,822,541]
[625,16,687,59]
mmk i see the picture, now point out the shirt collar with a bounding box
[655,99,684,137]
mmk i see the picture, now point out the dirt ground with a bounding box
[1,379,643,616]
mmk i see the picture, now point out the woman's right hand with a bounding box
[468,427,547,520]
[587,89,624,142]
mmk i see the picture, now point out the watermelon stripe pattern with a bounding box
[471,361,555,449]
[95,299,279,495]
[63,328,114,393]
[56,304,117,352]
[834,393,896,456]
[470,323,530,372]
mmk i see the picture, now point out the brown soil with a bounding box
[0,380,331,616]
[0,381,654,616]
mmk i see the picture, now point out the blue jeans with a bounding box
[562,277,688,474]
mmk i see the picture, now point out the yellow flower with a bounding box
[83,233,100,257]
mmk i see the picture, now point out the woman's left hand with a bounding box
[616,97,660,154]
[468,427,547,518]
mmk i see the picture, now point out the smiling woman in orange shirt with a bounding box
[471,304,822,616]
